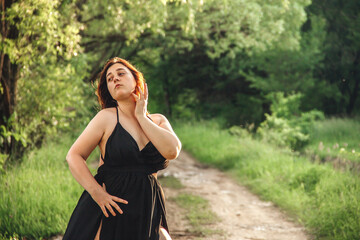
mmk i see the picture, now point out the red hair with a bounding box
[96,57,150,116]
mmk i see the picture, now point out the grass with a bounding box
[0,132,100,240]
[158,175,185,189]
[171,193,221,237]
[173,118,360,240]
[305,117,360,163]
[0,126,218,239]
[159,175,222,238]
[1,117,359,239]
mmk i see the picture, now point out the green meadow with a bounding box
[305,117,360,163]
[0,133,99,240]
[173,118,360,240]
[0,117,359,240]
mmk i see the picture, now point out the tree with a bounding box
[307,0,360,115]
[0,0,82,167]
[139,0,314,124]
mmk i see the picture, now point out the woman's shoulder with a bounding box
[148,113,169,126]
[96,107,115,117]
[99,107,116,114]
[91,107,116,124]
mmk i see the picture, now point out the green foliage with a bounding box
[1,0,87,166]
[78,0,198,71]
[172,88,199,121]
[81,0,168,44]
[232,94,264,126]
[305,117,360,162]
[0,153,7,174]
[196,0,311,59]
[301,0,360,115]
[238,14,328,93]
[289,167,325,194]
[153,0,312,125]
[0,114,27,171]
[307,174,360,240]
[174,118,245,171]
[4,0,81,65]
[257,92,324,150]
[0,132,99,239]
[227,125,252,139]
[79,0,314,126]
[14,55,93,150]
[174,118,360,240]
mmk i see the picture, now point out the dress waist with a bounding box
[95,163,169,236]
[97,164,157,175]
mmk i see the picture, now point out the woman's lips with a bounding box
[115,84,122,88]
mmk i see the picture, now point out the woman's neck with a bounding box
[116,99,136,118]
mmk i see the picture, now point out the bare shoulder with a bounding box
[68,108,116,160]
[97,107,116,120]
[149,113,174,132]
[149,113,167,125]
[88,108,116,134]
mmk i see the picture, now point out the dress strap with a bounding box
[115,106,119,123]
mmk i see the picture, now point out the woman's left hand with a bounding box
[132,83,148,118]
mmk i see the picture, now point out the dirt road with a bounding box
[159,150,312,240]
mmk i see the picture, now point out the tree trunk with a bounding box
[0,0,20,157]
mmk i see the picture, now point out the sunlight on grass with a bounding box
[173,118,360,240]
[0,133,97,239]
[171,193,222,237]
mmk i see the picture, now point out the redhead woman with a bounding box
[63,57,181,240]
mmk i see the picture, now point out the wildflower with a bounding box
[340,148,345,152]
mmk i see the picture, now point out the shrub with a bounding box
[257,92,324,150]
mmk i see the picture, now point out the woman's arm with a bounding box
[66,110,127,217]
[66,111,105,193]
[137,113,181,160]
[133,83,181,160]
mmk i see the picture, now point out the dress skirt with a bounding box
[63,165,168,240]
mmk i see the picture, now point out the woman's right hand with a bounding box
[91,183,128,217]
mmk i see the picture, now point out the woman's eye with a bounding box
[118,72,124,76]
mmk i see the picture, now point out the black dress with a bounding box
[63,106,169,240]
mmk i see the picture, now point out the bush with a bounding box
[257,92,324,150]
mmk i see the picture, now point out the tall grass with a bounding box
[173,119,360,240]
[306,117,360,162]
[1,117,359,239]
[0,133,99,239]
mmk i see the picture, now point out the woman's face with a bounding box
[106,63,137,101]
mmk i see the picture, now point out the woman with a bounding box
[63,57,181,240]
